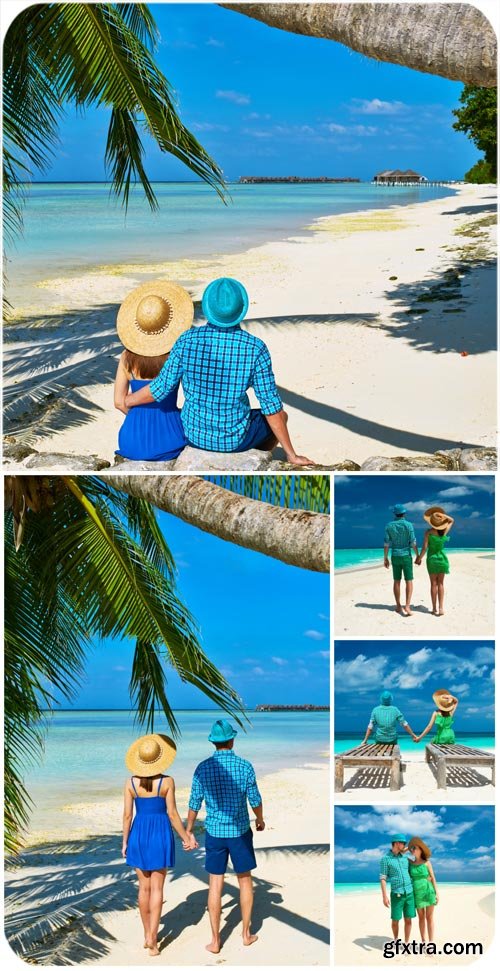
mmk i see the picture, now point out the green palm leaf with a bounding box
[3,2,227,253]
[206,474,331,513]
[4,475,245,852]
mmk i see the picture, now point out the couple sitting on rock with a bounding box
[114,278,313,466]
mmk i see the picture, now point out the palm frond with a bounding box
[205,474,331,513]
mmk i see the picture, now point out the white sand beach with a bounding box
[335,748,495,805]
[335,885,494,966]
[334,552,495,636]
[3,184,496,468]
[4,762,329,966]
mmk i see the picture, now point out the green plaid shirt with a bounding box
[380,851,413,894]
[369,705,408,743]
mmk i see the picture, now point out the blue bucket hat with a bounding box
[390,834,408,844]
[380,691,393,706]
[202,277,249,328]
[208,719,238,744]
[393,504,407,516]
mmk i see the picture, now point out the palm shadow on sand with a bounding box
[5,835,329,965]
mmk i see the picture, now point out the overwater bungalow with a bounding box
[373,168,427,183]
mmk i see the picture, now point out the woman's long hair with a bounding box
[123,350,169,380]
[409,836,432,860]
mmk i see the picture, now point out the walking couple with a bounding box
[122,720,264,957]
[114,277,313,465]
[384,504,455,616]
[380,835,439,946]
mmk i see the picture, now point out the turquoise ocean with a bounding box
[335,548,495,572]
[6,181,455,308]
[334,733,495,754]
[24,709,329,830]
[335,882,494,894]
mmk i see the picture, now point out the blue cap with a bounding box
[380,691,393,706]
[390,834,408,844]
[393,504,407,516]
[208,719,238,743]
[202,277,249,328]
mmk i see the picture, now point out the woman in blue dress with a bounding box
[114,281,194,461]
[123,733,198,956]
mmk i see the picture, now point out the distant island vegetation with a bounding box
[255,704,329,711]
[239,176,360,184]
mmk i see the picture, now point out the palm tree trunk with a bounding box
[105,475,330,572]
[220,3,497,87]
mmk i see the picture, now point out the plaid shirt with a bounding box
[380,851,413,895]
[149,324,283,451]
[368,705,408,743]
[384,520,416,558]
[189,749,262,838]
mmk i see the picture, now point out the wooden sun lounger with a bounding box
[425,743,495,789]
[335,743,402,793]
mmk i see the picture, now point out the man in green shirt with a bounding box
[363,691,418,745]
[384,504,420,616]
[380,835,415,942]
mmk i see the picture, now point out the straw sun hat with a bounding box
[125,733,177,776]
[432,688,458,712]
[117,281,194,355]
[408,836,432,860]
[424,506,453,528]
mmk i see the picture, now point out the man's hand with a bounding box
[384,558,390,570]
[255,820,265,831]
[415,556,422,566]
[383,896,390,908]
[286,452,316,467]
[182,832,199,851]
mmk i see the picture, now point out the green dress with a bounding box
[426,533,450,575]
[434,712,455,744]
[410,862,437,908]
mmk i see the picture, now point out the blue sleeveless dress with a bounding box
[126,776,175,871]
[116,379,186,461]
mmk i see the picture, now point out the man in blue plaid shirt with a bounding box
[186,719,265,954]
[125,277,312,465]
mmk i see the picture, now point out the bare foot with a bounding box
[243,934,258,946]
[396,605,405,615]
[148,945,160,957]
[405,606,413,616]
[205,941,221,954]
[438,610,445,616]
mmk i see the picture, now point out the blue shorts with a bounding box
[205,828,257,875]
[233,409,273,452]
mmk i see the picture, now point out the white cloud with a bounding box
[324,123,377,137]
[252,666,264,676]
[206,37,224,47]
[334,653,388,692]
[113,665,127,672]
[437,486,473,498]
[304,629,326,641]
[271,656,288,666]
[191,122,229,133]
[350,98,407,115]
[244,111,271,121]
[216,89,250,105]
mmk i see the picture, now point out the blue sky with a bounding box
[335,805,494,884]
[334,640,495,734]
[334,475,495,549]
[64,509,329,710]
[30,2,480,182]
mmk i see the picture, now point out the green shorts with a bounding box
[391,890,416,921]
[391,556,413,581]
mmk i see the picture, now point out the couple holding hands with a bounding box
[114,277,313,466]
[384,504,455,616]
[363,688,458,747]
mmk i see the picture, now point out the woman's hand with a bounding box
[122,843,127,858]
[182,832,198,851]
